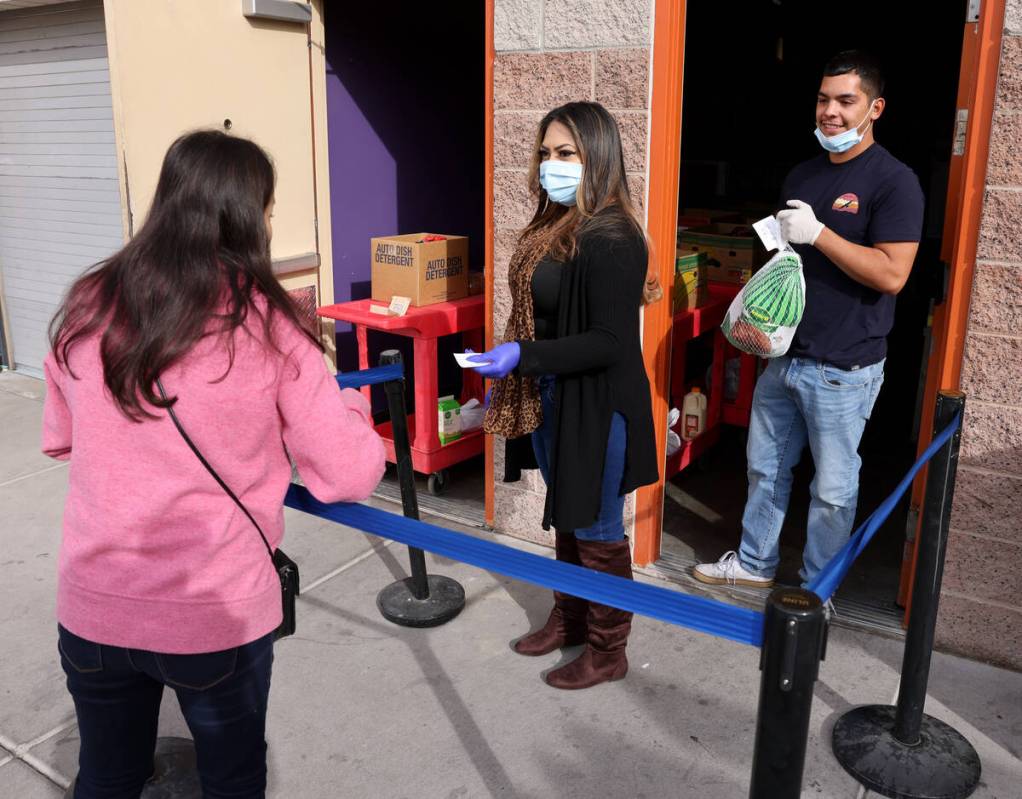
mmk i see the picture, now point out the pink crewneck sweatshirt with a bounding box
[42,310,386,654]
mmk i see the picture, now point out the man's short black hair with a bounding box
[824,50,885,100]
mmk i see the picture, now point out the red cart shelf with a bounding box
[317,296,486,491]
[666,282,758,478]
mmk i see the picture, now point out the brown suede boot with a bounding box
[545,538,633,689]
[513,532,588,656]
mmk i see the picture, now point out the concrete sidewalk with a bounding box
[1,370,1019,798]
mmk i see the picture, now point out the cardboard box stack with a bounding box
[677,223,767,285]
[673,251,708,313]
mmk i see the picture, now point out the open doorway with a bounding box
[323,4,487,527]
[656,1,965,628]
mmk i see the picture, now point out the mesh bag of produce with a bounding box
[721,248,805,358]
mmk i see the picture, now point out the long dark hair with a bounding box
[50,130,322,420]
[521,101,661,304]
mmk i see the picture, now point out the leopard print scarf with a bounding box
[482,226,559,439]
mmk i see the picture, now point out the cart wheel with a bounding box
[427,470,449,496]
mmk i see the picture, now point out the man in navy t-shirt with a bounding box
[695,50,925,589]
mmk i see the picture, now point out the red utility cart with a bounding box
[317,295,485,495]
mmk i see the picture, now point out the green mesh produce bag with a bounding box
[721,248,805,358]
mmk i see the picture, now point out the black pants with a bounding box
[58,624,273,799]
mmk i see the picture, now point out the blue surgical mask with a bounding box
[814,101,876,154]
[539,160,583,206]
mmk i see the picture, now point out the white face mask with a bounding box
[814,100,876,154]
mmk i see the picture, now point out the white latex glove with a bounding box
[777,200,824,246]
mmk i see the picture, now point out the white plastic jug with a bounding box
[682,387,707,440]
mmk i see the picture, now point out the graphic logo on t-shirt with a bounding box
[833,193,860,213]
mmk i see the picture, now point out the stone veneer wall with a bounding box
[938,2,1022,671]
[491,0,653,544]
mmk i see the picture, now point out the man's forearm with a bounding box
[813,227,904,294]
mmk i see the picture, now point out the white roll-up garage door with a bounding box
[0,0,123,377]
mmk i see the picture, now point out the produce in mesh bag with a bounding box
[721,248,805,358]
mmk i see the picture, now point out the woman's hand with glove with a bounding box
[777,200,825,246]
[467,343,520,379]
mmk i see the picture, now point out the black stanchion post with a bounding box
[375,350,465,627]
[749,587,827,799]
[832,390,981,799]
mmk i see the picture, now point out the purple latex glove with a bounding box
[467,342,520,379]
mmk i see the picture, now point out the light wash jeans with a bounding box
[738,356,885,584]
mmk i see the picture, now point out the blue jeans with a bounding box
[738,356,885,584]
[531,375,627,541]
[58,624,273,799]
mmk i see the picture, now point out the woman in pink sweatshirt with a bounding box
[43,130,386,799]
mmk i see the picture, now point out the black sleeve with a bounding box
[516,234,644,376]
[868,167,925,244]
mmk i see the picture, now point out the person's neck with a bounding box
[829,131,876,164]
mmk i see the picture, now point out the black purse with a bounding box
[156,379,298,640]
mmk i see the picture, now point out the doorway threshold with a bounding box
[641,550,906,639]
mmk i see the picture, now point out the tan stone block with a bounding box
[543,0,651,49]
[935,593,1022,671]
[494,0,542,51]
[960,403,1022,475]
[944,532,1022,601]
[627,173,646,215]
[977,189,1022,261]
[597,48,650,109]
[494,112,542,170]
[960,334,1022,405]
[494,229,520,278]
[951,467,1022,543]
[494,170,536,231]
[1008,0,1022,34]
[995,35,1022,112]
[494,51,593,111]
[986,112,1022,185]
[613,111,647,173]
[967,262,1022,334]
[494,483,554,546]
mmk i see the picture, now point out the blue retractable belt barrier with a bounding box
[335,364,404,390]
[284,484,765,647]
[808,412,962,603]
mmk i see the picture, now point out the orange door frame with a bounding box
[898,0,1007,614]
[484,0,496,526]
[634,0,688,565]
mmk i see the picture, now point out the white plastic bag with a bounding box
[721,248,805,358]
[460,398,486,432]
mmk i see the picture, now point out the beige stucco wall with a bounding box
[938,4,1022,671]
[491,0,654,546]
[101,0,335,351]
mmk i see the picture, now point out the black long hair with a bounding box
[49,130,322,420]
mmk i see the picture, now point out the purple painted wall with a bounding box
[324,5,484,395]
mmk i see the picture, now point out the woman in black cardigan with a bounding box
[469,102,660,690]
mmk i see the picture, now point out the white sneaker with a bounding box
[693,551,774,588]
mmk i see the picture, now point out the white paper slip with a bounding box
[453,352,489,369]
[753,215,785,252]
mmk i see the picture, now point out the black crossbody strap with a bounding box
[155,378,275,562]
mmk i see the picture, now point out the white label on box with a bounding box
[753,216,784,252]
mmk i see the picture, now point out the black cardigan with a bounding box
[505,226,659,532]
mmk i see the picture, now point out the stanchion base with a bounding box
[832,705,981,799]
[377,575,465,628]
[65,737,201,798]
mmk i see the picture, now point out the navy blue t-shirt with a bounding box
[781,143,924,369]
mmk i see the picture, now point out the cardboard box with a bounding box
[673,251,708,313]
[677,223,766,285]
[371,234,468,307]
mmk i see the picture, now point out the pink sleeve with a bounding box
[42,354,72,461]
[276,327,386,503]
